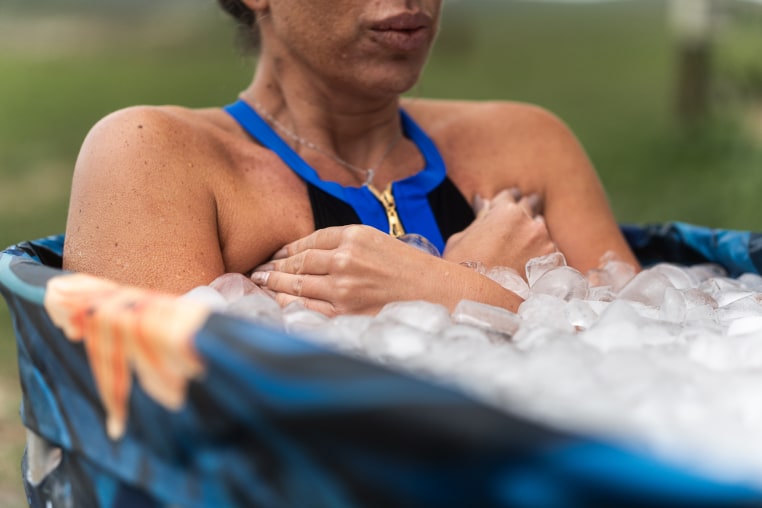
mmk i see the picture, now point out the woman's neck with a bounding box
[241,64,409,187]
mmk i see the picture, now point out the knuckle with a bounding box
[334,282,353,301]
[332,249,353,271]
[274,292,290,307]
[342,224,365,242]
[294,251,310,274]
[344,224,380,246]
[292,275,305,296]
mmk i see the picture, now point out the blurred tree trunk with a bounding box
[670,0,713,126]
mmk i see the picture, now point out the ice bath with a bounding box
[5,230,762,507]
[186,251,762,489]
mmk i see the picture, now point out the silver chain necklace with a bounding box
[252,101,402,187]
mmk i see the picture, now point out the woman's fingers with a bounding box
[491,187,521,204]
[252,270,331,301]
[487,188,543,218]
[269,248,334,275]
[270,226,353,259]
[251,248,333,299]
[272,293,337,316]
[490,188,542,216]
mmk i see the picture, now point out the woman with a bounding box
[63,0,639,316]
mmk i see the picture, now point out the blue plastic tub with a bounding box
[2,224,762,508]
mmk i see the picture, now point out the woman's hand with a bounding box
[251,225,459,316]
[443,188,557,273]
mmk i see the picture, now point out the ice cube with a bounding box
[652,263,698,290]
[518,294,574,333]
[210,272,266,301]
[618,268,673,307]
[398,233,441,257]
[511,325,571,352]
[738,273,762,292]
[690,335,762,370]
[587,284,616,302]
[362,322,429,362]
[460,260,486,274]
[226,293,283,329]
[376,300,452,335]
[439,323,493,347]
[282,301,330,334]
[525,251,567,286]
[180,285,228,310]
[660,287,687,324]
[727,315,762,336]
[686,263,727,282]
[589,258,637,293]
[486,266,530,299]
[716,295,762,328]
[565,299,599,331]
[580,302,643,352]
[316,314,375,351]
[700,277,752,307]
[531,266,589,301]
[682,288,718,309]
[451,299,521,338]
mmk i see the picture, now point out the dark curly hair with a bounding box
[216,0,261,52]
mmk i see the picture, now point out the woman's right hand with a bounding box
[442,188,557,273]
[251,224,526,315]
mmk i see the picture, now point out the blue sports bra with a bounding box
[224,99,474,253]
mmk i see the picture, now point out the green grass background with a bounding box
[1,0,762,505]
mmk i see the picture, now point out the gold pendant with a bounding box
[367,183,406,237]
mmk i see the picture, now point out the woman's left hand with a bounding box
[250,225,452,316]
[443,188,556,272]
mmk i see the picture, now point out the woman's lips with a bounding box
[369,12,432,52]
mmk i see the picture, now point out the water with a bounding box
[184,256,762,489]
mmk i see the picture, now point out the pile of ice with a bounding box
[183,253,762,488]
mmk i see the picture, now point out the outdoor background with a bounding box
[1,0,762,505]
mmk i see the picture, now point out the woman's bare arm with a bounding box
[63,106,226,293]
[405,100,639,274]
[250,225,525,316]
[520,106,639,272]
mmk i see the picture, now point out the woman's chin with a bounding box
[355,68,426,99]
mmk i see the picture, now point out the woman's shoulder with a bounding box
[400,98,588,196]
[83,105,233,158]
[400,98,571,140]
[75,105,240,184]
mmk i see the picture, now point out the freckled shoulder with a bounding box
[400,98,580,196]
[63,105,241,291]
[74,105,241,186]
[400,98,572,146]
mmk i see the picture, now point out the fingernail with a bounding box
[272,247,288,259]
[250,271,270,286]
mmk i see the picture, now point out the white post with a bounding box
[670,0,713,124]
[670,0,712,44]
